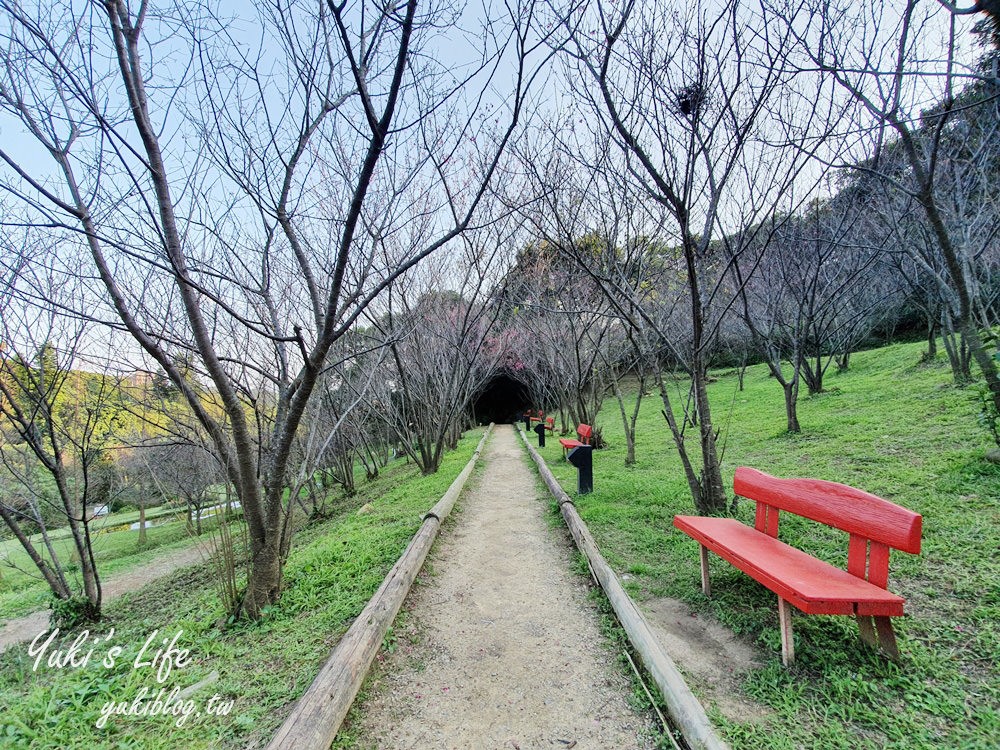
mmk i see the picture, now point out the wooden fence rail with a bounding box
[518,427,730,750]
[265,425,494,750]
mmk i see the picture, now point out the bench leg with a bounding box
[778,597,795,666]
[699,545,711,597]
[856,615,878,649]
[874,616,900,661]
[856,615,900,660]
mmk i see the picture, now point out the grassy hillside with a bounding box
[536,341,998,749]
[0,428,485,749]
[0,506,206,619]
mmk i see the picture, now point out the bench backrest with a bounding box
[577,424,593,443]
[734,467,921,552]
[734,467,921,588]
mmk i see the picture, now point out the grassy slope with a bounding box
[0,514,206,619]
[0,428,484,749]
[535,341,998,750]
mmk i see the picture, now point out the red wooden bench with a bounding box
[543,416,555,433]
[559,423,593,458]
[673,467,922,665]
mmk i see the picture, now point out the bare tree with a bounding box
[373,236,512,474]
[0,1,551,617]
[0,263,126,623]
[537,0,836,513]
[596,322,649,466]
[778,0,1000,419]
[870,184,976,379]
[505,240,616,435]
[138,441,221,536]
[516,136,721,500]
[839,74,1000,383]
[731,193,896,431]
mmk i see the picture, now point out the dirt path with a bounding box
[349,425,654,749]
[0,542,208,652]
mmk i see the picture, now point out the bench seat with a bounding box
[673,516,905,616]
[560,423,593,457]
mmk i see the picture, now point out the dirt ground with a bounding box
[640,597,771,725]
[0,542,208,652]
[348,425,656,750]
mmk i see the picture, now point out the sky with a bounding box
[0,0,992,374]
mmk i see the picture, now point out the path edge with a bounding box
[517,427,730,750]
[265,424,494,750]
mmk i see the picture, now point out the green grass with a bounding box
[0,512,211,619]
[0,428,485,749]
[532,341,999,750]
[0,502,186,558]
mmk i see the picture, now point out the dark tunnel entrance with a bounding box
[472,373,533,425]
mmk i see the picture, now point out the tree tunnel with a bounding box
[471,373,533,424]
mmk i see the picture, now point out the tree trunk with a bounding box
[628,374,645,465]
[0,505,72,600]
[800,355,823,395]
[612,377,636,466]
[56,472,100,611]
[962,318,999,398]
[942,311,972,383]
[784,380,801,433]
[692,364,726,515]
[242,536,282,619]
[836,349,850,372]
[657,388,702,505]
[33,496,69,587]
[926,316,938,359]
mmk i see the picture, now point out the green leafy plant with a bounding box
[977,384,1000,446]
[48,595,99,629]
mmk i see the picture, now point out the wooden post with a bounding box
[778,597,794,666]
[856,615,878,649]
[874,616,900,660]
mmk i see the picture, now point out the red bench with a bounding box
[673,467,922,665]
[559,423,593,458]
[543,416,555,433]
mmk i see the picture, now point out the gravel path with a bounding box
[349,424,653,749]
[0,542,208,652]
